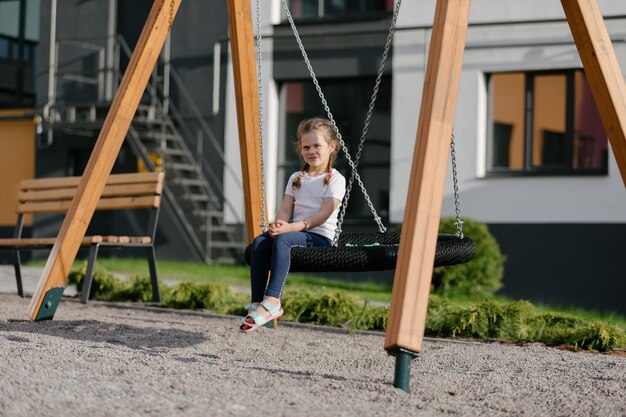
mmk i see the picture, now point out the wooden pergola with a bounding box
[27,0,626,391]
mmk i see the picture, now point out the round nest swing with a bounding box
[244,232,476,273]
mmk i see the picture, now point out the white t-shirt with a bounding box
[284,168,346,241]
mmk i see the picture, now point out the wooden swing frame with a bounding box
[27,0,626,390]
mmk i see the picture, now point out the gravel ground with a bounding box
[0,293,624,417]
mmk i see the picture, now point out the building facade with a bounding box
[0,0,624,312]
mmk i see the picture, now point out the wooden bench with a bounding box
[0,172,164,304]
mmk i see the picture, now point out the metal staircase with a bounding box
[42,36,245,263]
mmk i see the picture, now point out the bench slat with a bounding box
[17,196,161,214]
[19,172,164,190]
[128,236,152,244]
[0,236,104,247]
[0,235,152,247]
[18,182,163,203]
[102,236,130,243]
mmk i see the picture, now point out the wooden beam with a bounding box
[227,0,267,244]
[561,0,626,187]
[384,0,471,353]
[27,0,181,320]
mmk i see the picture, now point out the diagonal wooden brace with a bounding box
[384,0,471,354]
[27,0,182,320]
[561,0,626,187]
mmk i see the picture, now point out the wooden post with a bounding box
[384,0,471,354]
[27,0,181,320]
[561,0,626,187]
[227,0,266,244]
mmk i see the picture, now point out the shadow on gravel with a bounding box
[0,319,206,349]
[246,365,390,386]
[248,366,349,381]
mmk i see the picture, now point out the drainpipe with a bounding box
[212,41,220,116]
[16,0,26,103]
[43,0,57,146]
[162,32,171,115]
[105,0,117,101]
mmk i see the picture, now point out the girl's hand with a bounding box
[268,219,290,237]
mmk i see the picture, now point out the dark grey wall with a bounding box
[489,223,626,314]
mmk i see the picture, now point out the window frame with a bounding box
[485,68,608,177]
[0,0,38,108]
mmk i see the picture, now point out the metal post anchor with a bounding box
[392,348,418,392]
[34,287,64,321]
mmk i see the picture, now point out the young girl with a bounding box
[240,117,346,332]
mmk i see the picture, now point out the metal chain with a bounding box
[155,0,175,31]
[281,0,402,244]
[335,0,402,244]
[450,131,464,239]
[168,0,175,30]
[255,0,269,231]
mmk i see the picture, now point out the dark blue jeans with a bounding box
[250,231,331,301]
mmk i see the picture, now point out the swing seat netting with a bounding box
[244,232,476,272]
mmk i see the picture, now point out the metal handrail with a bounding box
[126,125,207,262]
[54,38,106,101]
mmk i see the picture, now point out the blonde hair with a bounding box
[292,118,340,189]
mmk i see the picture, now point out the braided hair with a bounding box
[292,117,340,189]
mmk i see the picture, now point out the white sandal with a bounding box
[239,300,283,333]
[239,303,259,325]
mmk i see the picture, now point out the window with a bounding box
[285,0,393,20]
[487,69,608,175]
[0,0,40,106]
[280,77,391,225]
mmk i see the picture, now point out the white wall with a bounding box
[397,0,626,25]
[391,0,626,224]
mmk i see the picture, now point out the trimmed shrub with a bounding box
[425,296,625,351]
[161,282,230,311]
[67,262,122,301]
[527,312,626,351]
[222,293,256,316]
[426,296,533,340]
[282,290,357,326]
[113,274,154,302]
[350,303,388,331]
[433,217,505,299]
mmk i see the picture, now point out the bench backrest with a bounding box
[16,172,164,214]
